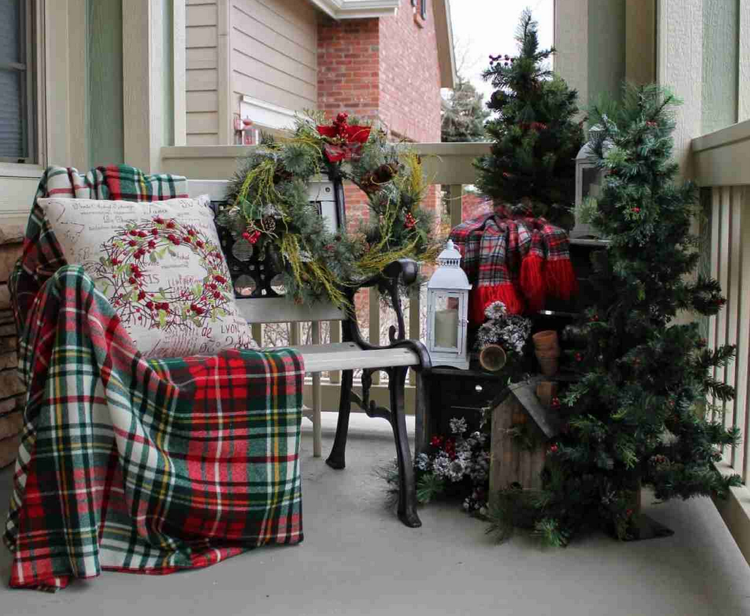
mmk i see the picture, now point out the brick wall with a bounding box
[0,225,26,468]
[378,0,442,143]
[317,1,444,327]
[316,0,442,140]
[317,17,381,122]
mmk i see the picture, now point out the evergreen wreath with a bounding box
[217,111,439,310]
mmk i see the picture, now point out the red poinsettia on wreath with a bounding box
[316,112,371,163]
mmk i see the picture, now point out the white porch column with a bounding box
[553,0,588,109]
[657,0,703,179]
[740,0,750,123]
[122,0,169,173]
[625,0,656,86]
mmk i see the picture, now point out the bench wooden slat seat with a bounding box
[284,343,420,373]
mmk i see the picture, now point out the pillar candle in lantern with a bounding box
[435,309,458,348]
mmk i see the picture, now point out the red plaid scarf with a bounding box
[449,204,577,324]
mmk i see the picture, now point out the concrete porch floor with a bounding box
[1,413,750,615]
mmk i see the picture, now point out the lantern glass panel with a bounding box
[431,292,461,351]
[582,166,602,200]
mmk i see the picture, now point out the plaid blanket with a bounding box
[450,204,577,324]
[4,167,304,591]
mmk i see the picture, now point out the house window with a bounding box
[0,0,36,163]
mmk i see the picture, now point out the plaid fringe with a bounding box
[450,206,577,324]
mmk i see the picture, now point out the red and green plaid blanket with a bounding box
[449,203,577,324]
[4,166,304,591]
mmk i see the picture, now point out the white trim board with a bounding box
[307,0,399,19]
[240,96,297,131]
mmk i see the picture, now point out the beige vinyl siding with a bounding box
[231,0,318,124]
[186,0,220,145]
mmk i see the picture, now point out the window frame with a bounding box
[0,0,37,165]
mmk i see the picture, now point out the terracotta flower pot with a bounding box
[479,344,507,372]
[535,348,561,359]
[533,330,559,351]
[537,356,559,377]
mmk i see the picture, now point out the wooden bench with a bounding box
[189,179,431,528]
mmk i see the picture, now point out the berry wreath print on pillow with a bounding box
[39,195,258,358]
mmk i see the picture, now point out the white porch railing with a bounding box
[162,142,492,416]
[692,118,750,564]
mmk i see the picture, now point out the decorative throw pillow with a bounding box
[38,195,258,358]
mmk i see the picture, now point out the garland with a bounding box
[218,112,439,310]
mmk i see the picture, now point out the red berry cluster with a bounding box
[551,397,561,409]
[128,263,143,285]
[520,122,548,132]
[242,229,262,244]
[429,434,457,460]
[144,301,170,312]
[404,212,417,229]
[548,444,559,455]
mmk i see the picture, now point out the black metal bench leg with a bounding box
[414,370,430,456]
[326,369,353,470]
[389,366,422,528]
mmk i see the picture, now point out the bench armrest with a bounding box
[354,258,420,291]
[342,258,428,367]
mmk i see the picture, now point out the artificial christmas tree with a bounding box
[474,10,583,230]
[489,84,742,545]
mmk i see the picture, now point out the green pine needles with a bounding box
[474,10,583,228]
[497,83,742,545]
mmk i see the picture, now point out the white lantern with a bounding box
[573,125,610,239]
[426,240,472,370]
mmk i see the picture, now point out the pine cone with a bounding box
[273,168,293,184]
[359,162,399,194]
[262,216,276,232]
